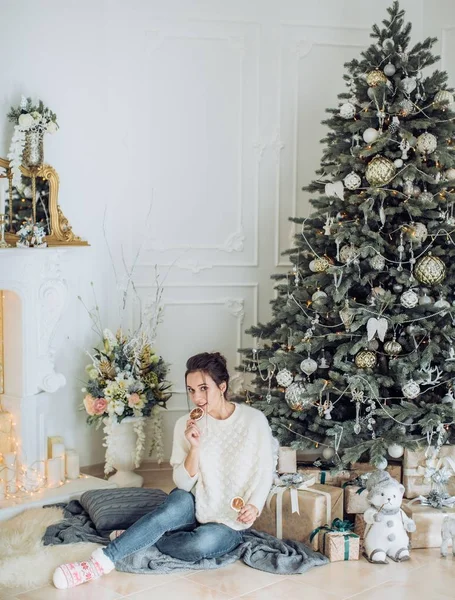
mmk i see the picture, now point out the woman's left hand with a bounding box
[237,503,259,525]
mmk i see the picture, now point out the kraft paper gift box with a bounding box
[297,466,352,487]
[350,462,402,483]
[311,520,360,562]
[344,485,370,514]
[354,514,367,548]
[254,479,343,550]
[402,501,455,549]
[403,447,455,499]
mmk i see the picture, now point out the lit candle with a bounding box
[278,447,297,474]
[65,449,80,479]
[52,442,66,480]
[46,458,61,488]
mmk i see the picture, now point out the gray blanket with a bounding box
[43,500,328,575]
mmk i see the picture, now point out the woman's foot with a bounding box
[109,529,125,541]
[52,548,115,589]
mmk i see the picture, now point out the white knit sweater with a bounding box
[170,403,275,531]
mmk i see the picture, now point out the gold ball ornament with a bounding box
[355,349,377,369]
[366,70,388,87]
[309,256,333,273]
[434,90,454,107]
[415,255,446,285]
[384,339,403,356]
[365,155,396,187]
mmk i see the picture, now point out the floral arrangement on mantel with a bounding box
[82,325,171,474]
[7,96,58,185]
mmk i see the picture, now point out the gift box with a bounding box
[344,485,369,514]
[354,513,367,544]
[254,479,343,550]
[403,447,455,499]
[351,462,402,483]
[402,500,455,548]
[297,466,352,487]
[311,519,360,562]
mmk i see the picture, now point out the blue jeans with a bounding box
[103,488,243,563]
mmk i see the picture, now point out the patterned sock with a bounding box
[109,529,126,541]
[52,548,115,589]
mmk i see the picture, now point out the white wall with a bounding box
[1,0,452,466]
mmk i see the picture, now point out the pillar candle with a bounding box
[278,447,297,474]
[52,442,66,480]
[65,449,80,480]
[46,457,62,488]
[4,452,17,493]
[0,478,5,500]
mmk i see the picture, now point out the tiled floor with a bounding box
[1,468,454,599]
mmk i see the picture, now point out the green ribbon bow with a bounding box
[310,519,358,561]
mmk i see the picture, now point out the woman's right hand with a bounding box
[184,419,200,448]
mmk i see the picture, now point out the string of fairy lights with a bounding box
[0,406,86,503]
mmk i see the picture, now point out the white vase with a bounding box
[105,417,144,487]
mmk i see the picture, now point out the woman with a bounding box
[53,352,275,589]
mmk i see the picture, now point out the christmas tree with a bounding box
[239,1,455,469]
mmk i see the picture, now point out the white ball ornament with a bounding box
[394,158,404,168]
[383,62,396,76]
[416,132,437,154]
[344,171,361,190]
[445,168,455,180]
[388,444,404,458]
[276,368,294,388]
[339,102,356,119]
[363,128,379,144]
[322,447,336,460]
[382,38,394,48]
[407,222,428,244]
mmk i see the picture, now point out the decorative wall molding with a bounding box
[274,25,370,267]
[140,20,260,268]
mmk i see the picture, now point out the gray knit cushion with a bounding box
[80,487,168,534]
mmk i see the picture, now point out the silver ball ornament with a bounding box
[388,444,404,458]
[375,457,389,470]
[344,171,362,190]
[400,289,419,308]
[406,222,428,244]
[394,158,404,168]
[370,254,386,270]
[413,186,421,197]
[339,245,358,264]
[276,368,294,388]
[300,358,318,376]
[285,382,313,412]
[312,290,328,301]
[367,87,376,100]
[402,380,421,399]
[416,132,438,154]
[419,191,433,204]
[445,168,455,180]
[339,102,356,119]
[399,99,414,116]
[434,90,454,107]
[393,283,403,293]
[383,62,396,76]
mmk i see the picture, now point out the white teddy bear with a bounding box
[363,470,416,563]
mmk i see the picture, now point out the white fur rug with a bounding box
[0,507,100,593]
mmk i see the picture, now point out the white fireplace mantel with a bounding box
[0,247,70,397]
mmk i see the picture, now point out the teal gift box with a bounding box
[311,519,360,562]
